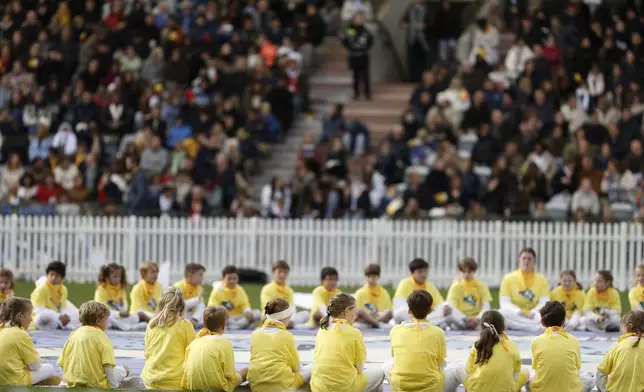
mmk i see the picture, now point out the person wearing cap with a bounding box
[343,11,373,101]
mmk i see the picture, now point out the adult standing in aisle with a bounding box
[401,0,430,83]
[343,11,374,101]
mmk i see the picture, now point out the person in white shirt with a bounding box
[571,178,600,217]
[52,122,78,156]
[561,95,589,133]
[587,64,605,98]
[435,77,470,129]
[469,18,499,66]
[341,0,373,23]
[53,156,80,190]
[504,36,534,81]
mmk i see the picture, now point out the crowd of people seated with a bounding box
[0,0,328,217]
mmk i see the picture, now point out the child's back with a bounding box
[531,329,583,392]
[0,326,40,385]
[465,339,525,392]
[182,333,240,391]
[597,334,644,391]
[389,320,445,392]
[58,325,115,388]
[248,324,303,392]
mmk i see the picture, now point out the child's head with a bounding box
[409,258,429,284]
[457,257,477,281]
[320,293,356,329]
[222,265,239,287]
[559,270,583,290]
[79,301,110,331]
[0,268,14,293]
[140,261,159,284]
[518,248,536,272]
[595,270,613,292]
[474,310,505,365]
[203,305,229,333]
[622,310,644,347]
[150,286,186,328]
[320,267,339,291]
[539,301,566,328]
[364,264,380,286]
[265,297,293,324]
[407,290,433,319]
[184,263,205,286]
[46,261,66,285]
[635,265,644,287]
[0,297,32,329]
[272,260,290,284]
[99,263,127,288]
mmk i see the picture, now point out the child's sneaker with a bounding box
[119,376,141,389]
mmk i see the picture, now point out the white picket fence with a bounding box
[1,215,643,290]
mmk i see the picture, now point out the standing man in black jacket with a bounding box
[343,11,374,100]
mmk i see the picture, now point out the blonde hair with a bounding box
[79,301,110,326]
[149,287,185,329]
[139,261,159,279]
[0,297,31,328]
[203,306,229,331]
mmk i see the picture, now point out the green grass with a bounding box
[13,281,634,313]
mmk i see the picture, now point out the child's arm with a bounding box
[353,335,367,375]
[104,365,128,389]
[223,342,243,388]
[185,297,202,309]
[595,370,608,392]
[596,345,615,392]
[476,302,491,319]
[499,296,523,315]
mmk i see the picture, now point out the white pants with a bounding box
[529,369,596,392]
[185,302,206,326]
[565,313,583,331]
[393,302,453,328]
[30,363,57,385]
[580,313,621,333]
[108,312,140,331]
[383,359,464,392]
[299,364,314,383]
[35,308,81,331]
[227,310,261,330]
[363,369,385,392]
[498,307,542,333]
[292,310,311,326]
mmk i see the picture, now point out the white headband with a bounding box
[266,304,296,321]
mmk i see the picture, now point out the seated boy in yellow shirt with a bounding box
[354,264,393,329]
[308,267,342,327]
[173,263,206,328]
[530,301,595,392]
[581,271,622,333]
[628,264,644,311]
[260,260,310,328]
[182,306,248,391]
[392,258,452,328]
[58,301,140,389]
[208,266,261,330]
[446,257,493,330]
[129,261,163,323]
[30,261,80,330]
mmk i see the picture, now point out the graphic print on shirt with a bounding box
[148,299,157,311]
[561,301,577,312]
[463,295,477,308]
[365,303,377,313]
[222,301,234,311]
[519,288,535,302]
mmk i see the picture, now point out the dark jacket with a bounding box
[343,24,373,68]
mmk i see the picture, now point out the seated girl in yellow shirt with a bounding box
[94,263,140,331]
[173,263,206,328]
[550,270,585,331]
[384,290,463,392]
[248,298,312,392]
[0,297,59,386]
[141,287,197,390]
[628,264,644,311]
[354,264,393,329]
[58,301,139,389]
[182,306,247,391]
[530,301,595,392]
[260,260,310,328]
[30,261,80,330]
[310,293,384,392]
[308,267,342,328]
[0,267,14,302]
[581,270,622,333]
[446,257,493,330]
[129,261,163,323]
[597,310,644,392]
[208,265,261,330]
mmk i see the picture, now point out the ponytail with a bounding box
[98,264,109,286]
[149,287,185,329]
[475,310,505,365]
[320,293,355,330]
[623,310,644,348]
[319,310,331,330]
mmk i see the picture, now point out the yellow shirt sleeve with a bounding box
[18,331,40,366]
[597,343,616,376]
[222,340,242,391]
[394,279,410,299]
[609,288,622,313]
[426,282,445,305]
[583,289,597,313]
[94,287,109,304]
[354,331,367,367]
[30,284,48,308]
[499,274,511,298]
[130,284,145,313]
[381,287,393,310]
[260,283,275,311]
[238,287,251,311]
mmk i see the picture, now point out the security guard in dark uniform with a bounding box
[343,11,374,100]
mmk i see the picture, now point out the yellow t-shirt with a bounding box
[173,279,202,300]
[628,285,644,309]
[499,270,550,312]
[446,278,492,317]
[389,320,446,392]
[355,284,392,313]
[182,333,241,391]
[0,290,12,302]
[309,285,342,325]
[260,281,295,311]
[597,334,644,392]
[94,283,129,313]
[584,287,621,314]
[530,328,583,392]
[248,321,304,392]
[550,286,585,318]
[394,277,444,306]
[310,320,367,392]
[465,338,528,392]
[142,318,196,390]
[30,281,68,312]
[208,282,251,316]
[0,327,40,385]
[129,280,163,313]
[58,326,116,388]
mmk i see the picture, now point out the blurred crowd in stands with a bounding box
[0,0,330,217]
[260,0,644,222]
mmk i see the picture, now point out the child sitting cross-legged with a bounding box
[182,306,248,391]
[30,261,80,330]
[354,264,393,330]
[174,263,206,328]
[208,266,261,330]
[58,301,140,389]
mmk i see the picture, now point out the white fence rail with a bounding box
[1,216,643,290]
